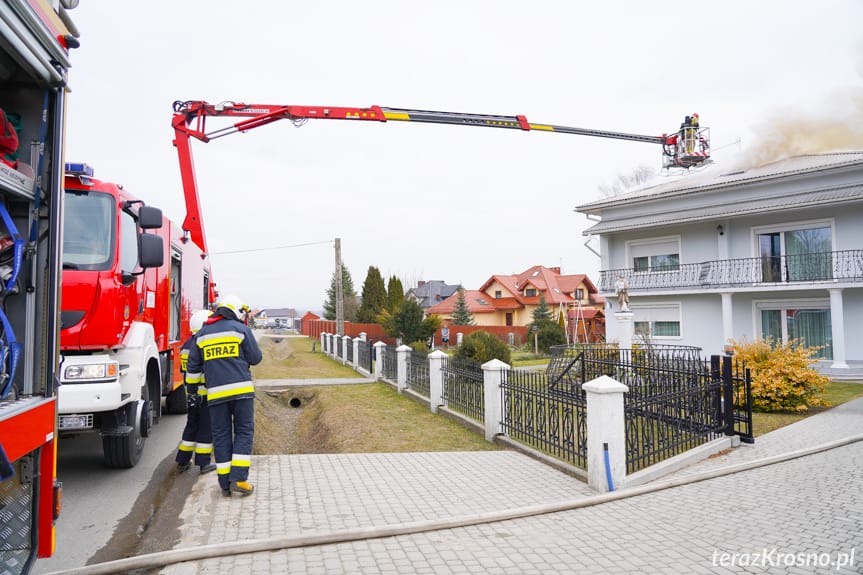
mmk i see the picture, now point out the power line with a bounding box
[211,239,333,256]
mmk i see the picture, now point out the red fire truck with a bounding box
[57,163,215,468]
[0,0,79,570]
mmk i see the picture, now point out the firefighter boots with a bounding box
[230,481,254,495]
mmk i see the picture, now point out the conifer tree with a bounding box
[323,265,358,322]
[387,275,405,312]
[531,294,552,323]
[451,287,475,326]
[357,266,387,323]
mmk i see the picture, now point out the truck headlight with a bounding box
[63,361,119,381]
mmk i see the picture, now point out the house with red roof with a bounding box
[427,266,604,339]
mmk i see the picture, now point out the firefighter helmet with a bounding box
[217,294,247,320]
[189,309,211,334]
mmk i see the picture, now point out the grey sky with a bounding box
[63,1,863,311]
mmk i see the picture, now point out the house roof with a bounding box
[480,265,599,307]
[405,280,460,308]
[577,151,863,234]
[261,308,298,318]
[567,308,604,320]
[427,290,499,315]
[429,265,602,317]
[301,311,320,321]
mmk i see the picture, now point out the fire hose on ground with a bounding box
[44,433,863,575]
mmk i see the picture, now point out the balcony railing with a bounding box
[600,250,863,292]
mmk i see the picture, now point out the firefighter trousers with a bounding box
[175,399,214,468]
[209,398,254,489]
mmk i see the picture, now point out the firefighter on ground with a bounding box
[175,309,216,474]
[186,295,262,497]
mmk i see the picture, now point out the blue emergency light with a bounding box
[64,162,94,177]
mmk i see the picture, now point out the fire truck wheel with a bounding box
[102,401,146,468]
[166,385,189,414]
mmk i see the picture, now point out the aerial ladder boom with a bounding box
[172,100,710,253]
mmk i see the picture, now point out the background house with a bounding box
[576,151,863,377]
[405,280,459,312]
[428,265,604,339]
[255,307,299,329]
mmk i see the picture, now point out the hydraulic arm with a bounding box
[172,100,710,253]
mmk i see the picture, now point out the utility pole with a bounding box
[335,237,344,336]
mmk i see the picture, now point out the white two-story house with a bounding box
[576,151,863,378]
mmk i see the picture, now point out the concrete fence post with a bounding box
[352,338,360,369]
[373,341,387,381]
[342,335,351,364]
[583,375,629,493]
[428,350,447,413]
[320,332,328,354]
[481,359,510,441]
[396,345,412,393]
[359,332,367,342]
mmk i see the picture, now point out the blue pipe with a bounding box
[603,442,615,492]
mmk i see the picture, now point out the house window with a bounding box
[755,222,833,283]
[575,288,584,301]
[628,237,680,273]
[505,313,513,326]
[495,290,502,299]
[757,300,832,359]
[525,288,537,297]
[631,304,681,339]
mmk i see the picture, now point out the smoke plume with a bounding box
[738,89,863,170]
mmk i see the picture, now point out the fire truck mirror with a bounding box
[137,205,163,230]
[138,233,164,268]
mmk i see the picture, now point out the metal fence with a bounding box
[501,368,587,468]
[712,355,754,444]
[545,344,752,473]
[370,342,751,475]
[357,339,372,372]
[441,356,484,422]
[407,350,430,396]
[345,338,353,364]
[335,336,342,359]
[382,344,398,381]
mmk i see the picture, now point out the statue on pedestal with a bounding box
[614,275,630,312]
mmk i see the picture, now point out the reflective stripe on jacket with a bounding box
[186,316,262,406]
[181,334,207,397]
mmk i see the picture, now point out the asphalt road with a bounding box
[32,410,186,574]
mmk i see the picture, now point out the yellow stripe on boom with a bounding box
[529,124,555,131]
[383,111,411,121]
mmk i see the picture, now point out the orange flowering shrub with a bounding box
[731,337,827,412]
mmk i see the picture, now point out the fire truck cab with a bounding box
[58,163,213,468]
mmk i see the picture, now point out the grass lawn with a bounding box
[751,380,863,437]
[252,335,497,454]
[251,335,359,379]
[296,383,497,453]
